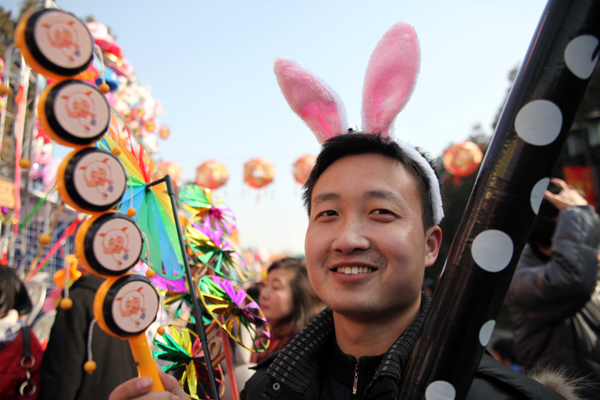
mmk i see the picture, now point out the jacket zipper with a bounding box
[353,362,359,395]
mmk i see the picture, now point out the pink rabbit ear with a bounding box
[362,22,420,137]
[274,57,347,144]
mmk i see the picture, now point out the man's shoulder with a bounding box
[470,354,566,400]
[241,353,278,400]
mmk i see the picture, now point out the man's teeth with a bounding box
[336,266,374,274]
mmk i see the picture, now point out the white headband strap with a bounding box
[396,139,444,226]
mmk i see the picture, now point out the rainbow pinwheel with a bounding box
[152,325,225,400]
[198,275,269,352]
[185,219,248,283]
[96,114,183,280]
[179,184,237,235]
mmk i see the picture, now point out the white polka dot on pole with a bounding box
[565,35,599,80]
[530,178,550,215]
[425,381,456,400]
[471,230,514,273]
[515,100,562,146]
[479,320,496,347]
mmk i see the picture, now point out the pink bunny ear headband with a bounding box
[274,22,444,225]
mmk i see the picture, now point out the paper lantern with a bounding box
[293,154,316,185]
[195,160,229,190]
[244,158,275,189]
[154,161,182,188]
[443,141,483,178]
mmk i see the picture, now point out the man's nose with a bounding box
[333,218,370,254]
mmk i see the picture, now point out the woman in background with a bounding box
[254,257,325,363]
[0,265,43,399]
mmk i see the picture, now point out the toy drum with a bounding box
[38,80,110,148]
[57,147,127,214]
[75,212,143,277]
[94,273,164,392]
[15,8,93,80]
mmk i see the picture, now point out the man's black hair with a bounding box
[302,133,441,229]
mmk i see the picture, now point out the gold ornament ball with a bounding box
[127,207,137,217]
[157,326,166,335]
[145,269,155,279]
[19,158,31,169]
[84,360,97,373]
[0,85,10,96]
[60,298,73,310]
[99,83,110,94]
[39,233,51,246]
[111,147,122,156]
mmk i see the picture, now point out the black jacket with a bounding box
[39,274,138,400]
[507,205,600,397]
[242,299,566,400]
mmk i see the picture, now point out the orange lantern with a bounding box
[244,158,275,189]
[195,160,229,190]
[154,161,182,188]
[443,141,483,178]
[293,154,316,185]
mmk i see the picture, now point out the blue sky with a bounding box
[4,0,547,254]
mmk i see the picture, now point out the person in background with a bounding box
[253,257,325,363]
[507,178,600,399]
[39,269,138,400]
[0,265,43,399]
[491,338,520,372]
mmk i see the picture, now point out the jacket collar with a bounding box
[266,292,432,394]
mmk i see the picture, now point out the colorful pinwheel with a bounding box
[198,276,269,352]
[152,274,211,326]
[96,114,184,280]
[179,185,237,235]
[185,219,248,283]
[152,325,225,400]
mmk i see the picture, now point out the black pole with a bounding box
[399,1,600,399]
[150,175,220,400]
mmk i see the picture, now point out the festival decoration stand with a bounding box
[399,1,600,399]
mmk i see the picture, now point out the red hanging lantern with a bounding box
[443,141,483,178]
[195,160,229,190]
[244,158,275,189]
[293,154,316,185]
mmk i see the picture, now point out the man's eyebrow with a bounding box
[364,189,401,202]
[312,192,340,206]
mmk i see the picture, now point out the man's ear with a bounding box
[424,226,442,268]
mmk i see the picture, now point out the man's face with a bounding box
[305,153,441,321]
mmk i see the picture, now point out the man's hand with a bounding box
[544,178,588,210]
[109,368,190,400]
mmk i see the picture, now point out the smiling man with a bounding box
[109,134,570,400]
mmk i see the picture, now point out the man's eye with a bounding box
[371,209,392,215]
[318,210,338,218]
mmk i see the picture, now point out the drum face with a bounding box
[44,80,110,145]
[25,9,93,76]
[83,213,143,276]
[103,275,159,337]
[64,148,126,212]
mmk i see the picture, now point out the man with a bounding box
[507,178,600,399]
[40,270,138,400]
[110,134,568,400]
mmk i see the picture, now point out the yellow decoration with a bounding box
[84,360,97,373]
[0,84,10,96]
[145,269,156,279]
[39,233,51,246]
[99,83,110,93]
[127,207,137,217]
[19,158,31,170]
[156,325,165,335]
[60,298,73,310]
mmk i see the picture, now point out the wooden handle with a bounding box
[128,334,165,392]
